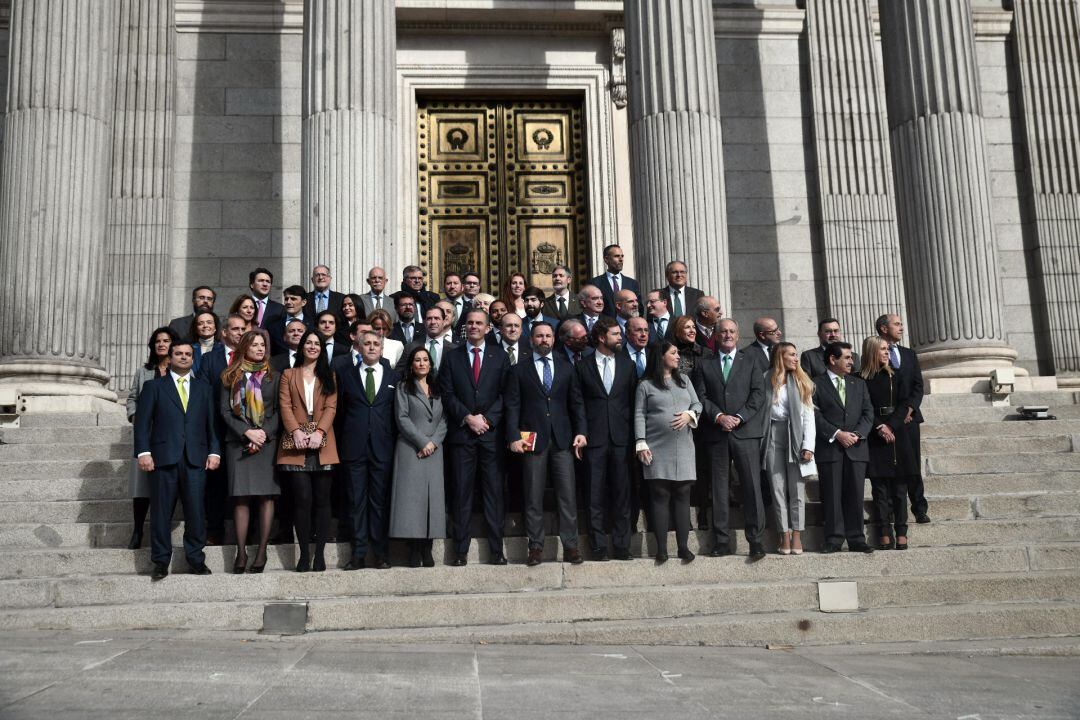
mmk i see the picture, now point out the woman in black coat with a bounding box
[859,336,919,550]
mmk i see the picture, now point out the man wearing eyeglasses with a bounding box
[305,265,345,319]
[360,267,398,323]
[659,260,703,318]
[744,317,782,371]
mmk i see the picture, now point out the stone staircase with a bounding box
[1,391,1080,646]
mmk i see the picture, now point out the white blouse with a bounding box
[303,377,315,413]
[771,383,790,421]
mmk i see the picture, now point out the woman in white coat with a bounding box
[760,342,816,555]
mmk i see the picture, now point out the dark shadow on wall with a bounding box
[799,31,830,319]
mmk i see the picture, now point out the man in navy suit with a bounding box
[134,342,221,580]
[589,244,642,317]
[250,267,284,330]
[576,317,635,560]
[659,260,703,318]
[645,290,674,344]
[337,331,400,569]
[270,285,314,355]
[506,321,588,566]
[521,285,560,336]
[306,264,344,319]
[439,308,511,566]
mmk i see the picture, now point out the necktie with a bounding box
[177,377,188,412]
[573,351,581,364]
[635,351,645,378]
[226,349,233,366]
[558,296,566,316]
[586,316,594,331]
[602,356,613,393]
[672,290,682,317]
[656,317,666,337]
[291,350,297,368]
[722,354,731,381]
[835,376,846,406]
[352,353,358,367]
[428,338,438,368]
[611,274,620,293]
[507,345,516,365]
[256,300,265,325]
[365,367,376,404]
[374,295,382,309]
[403,323,413,342]
[541,356,552,392]
[471,347,481,384]
[317,293,327,313]
[890,345,901,369]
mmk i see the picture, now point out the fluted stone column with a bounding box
[103,0,176,393]
[302,0,396,294]
[806,0,907,341]
[879,0,1019,379]
[1013,0,1080,387]
[624,0,731,312]
[0,0,121,403]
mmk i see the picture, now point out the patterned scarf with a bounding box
[231,360,268,427]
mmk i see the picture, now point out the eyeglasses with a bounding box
[312,272,330,278]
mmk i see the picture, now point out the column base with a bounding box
[0,361,119,408]
[1056,374,1080,390]
[917,345,1026,394]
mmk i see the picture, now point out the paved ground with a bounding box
[0,631,1078,719]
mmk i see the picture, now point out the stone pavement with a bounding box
[0,632,1078,719]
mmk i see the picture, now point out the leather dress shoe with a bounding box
[820,542,843,554]
[150,563,169,581]
[613,548,632,561]
[654,552,669,565]
[848,542,874,554]
[452,555,468,567]
[915,512,931,524]
[678,548,696,564]
[709,545,732,558]
[526,548,543,566]
[488,553,508,566]
[126,530,143,550]
[748,543,766,560]
[592,549,609,562]
[190,563,212,575]
[343,556,366,571]
[372,555,391,570]
[564,548,584,565]
[205,533,223,547]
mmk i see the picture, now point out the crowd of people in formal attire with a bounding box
[128,246,929,580]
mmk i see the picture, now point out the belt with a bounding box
[876,406,895,417]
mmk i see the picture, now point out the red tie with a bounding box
[471,347,481,384]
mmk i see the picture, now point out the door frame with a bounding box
[396,64,619,287]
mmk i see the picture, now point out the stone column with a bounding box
[302,0,396,295]
[0,0,121,404]
[1013,0,1080,387]
[103,0,176,393]
[624,0,731,313]
[879,0,1019,379]
[805,0,907,341]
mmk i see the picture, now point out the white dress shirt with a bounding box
[532,351,555,385]
[359,360,384,395]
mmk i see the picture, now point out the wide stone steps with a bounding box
[927,451,1080,475]
[921,419,1080,439]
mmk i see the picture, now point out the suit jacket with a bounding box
[167,313,221,343]
[269,312,315,356]
[270,350,299,374]
[397,337,459,373]
[574,313,604,340]
[133,374,220,466]
[392,286,440,316]
[196,344,235,438]
[521,314,560,337]
[696,328,721,355]
[660,285,703,317]
[589,273,642,318]
[389,320,424,345]
[438,341,510,445]
[647,315,674,345]
[335,362,400,463]
[255,297,286,331]
[813,372,874,463]
[306,289,344,318]
[800,347,862,378]
[692,350,766,441]
[543,293,581,320]
[330,350,358,375]
[503,352,586,454]
[560,345,595,366]
[277,368,339,466]
[359,292,398,323]
[742,341,773,372]
[890,344,925,424]
[322,338,350,363]
[575,351,635,446]
[192,341,222,376]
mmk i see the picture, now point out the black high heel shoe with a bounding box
[312,543,326,572]
[295,553,310,572]
[408,540,423,568]
[232,551,248,575]
[421,540,435,568]
[127,530,143,550]
[249,549,267,574]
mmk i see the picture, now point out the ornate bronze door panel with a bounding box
[417,100,587,295]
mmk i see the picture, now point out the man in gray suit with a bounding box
[743,317,782,371]
[813,342,875,554]
[359,266,398,323]
[801,318,860,377]
[691,319,767,559]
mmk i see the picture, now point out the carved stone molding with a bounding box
[609,27,627,109]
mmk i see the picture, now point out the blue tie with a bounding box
[317,293,327,313]
[541,356,552,393]
[635,350,645,378]
[889,345,901,370]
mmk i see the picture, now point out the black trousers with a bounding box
[345,453,391,559]
[204,464,228,536]
[150,460,206,567]
[522,445,577,549]
[705,434,765,548]
[871,475,909,537]
[450,441,505,556]
[907,423,928,515]
[818,458,868,546]
[584,443,631,552]
[649,479,691,556]
[289,471,333,549]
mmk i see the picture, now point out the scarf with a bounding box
[231,359,268,427]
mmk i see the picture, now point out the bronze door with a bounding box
[417,99,588,296]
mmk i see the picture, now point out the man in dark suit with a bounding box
[392,264,440,317]
[389,294,424,345]
[134,342,220,580]
[398,306,459,373]
[876,313,929,523]
[270,318,308,373]
[196,313,247,545]
[694,296,722,354]
[330,320,372,375]
[337,331,400,569]
[542,264,581,320]
[612,290,639,333]
[659,260,703,318]
[168,286,217,342]
[522,285,560,336]
[250,267,284,330]
[557,319,594,365]
[442,271,471,327]
[505,321,588,566]
[645,290,674,344]
[496,313,529,365]
[589,244,642,318]
[316,311,349,363]
[624,316,653,531]
[743,317,782,371]
[801,318,861,377]
[814,342,875,553]
[692,318,768,558]
[306,264,344,319]
[577,317,635,560]
[575,285,605,339]
[439,308,511,565]
[270,285,314,355]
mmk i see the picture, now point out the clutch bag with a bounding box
[281,421,328,450]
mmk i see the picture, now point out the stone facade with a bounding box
[0,0,1074,397]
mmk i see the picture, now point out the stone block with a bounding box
[221,201,294,229]
[173,143,225,172]
[227,33,303,62]
[176,115,274,145]
[727,197,809,227]
[177,60,302,89]
[719,91,807,119]
[177,33,224,61]
[274,116,302,143]
[976,39,1009,67]
[994,222,1025,251]
[177,258,222,288]
[983,117,1018,145]
[723,143,809,172]
[220,259,282,287]
[732,279,783,311]
[724,169,811,198]
[996,250,1032,278]
[818,581,859,612]
[175,85,225,116]
[986,144,1021,172]
[177,172,273,200]
[273,172,301,201]
[173,201,222,229]
[225,88,301,116]
[273,229,301,259]
[184,229,274,258]
[219,143,284,172]
[729,224,814,255]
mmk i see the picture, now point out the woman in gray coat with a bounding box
[635,340,702,564]
[125,326,178,549]
[219,329,280,573]
[389,346,448,567]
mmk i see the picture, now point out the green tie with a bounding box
[176,377,188,412]
[428,339,438,369]
[835,375,846,406]
[722,354,731,381]
[672,289,682,317]
[365,367,376,404]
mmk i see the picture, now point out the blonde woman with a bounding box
[367,308,404,367]
[860,336,917,550]
[760,342,816,555]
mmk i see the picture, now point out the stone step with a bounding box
[921,472,1080,494]
[0,477,129,502]
[920,419,1080,439]
[0,425,133,445]
[921,390,1080,409]
[921,434,1075,456]
[924,405,1080,424]
[0,443,132,462]
[18,412,128,429]
[927,451,1080,476]
[0,459,129,480]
